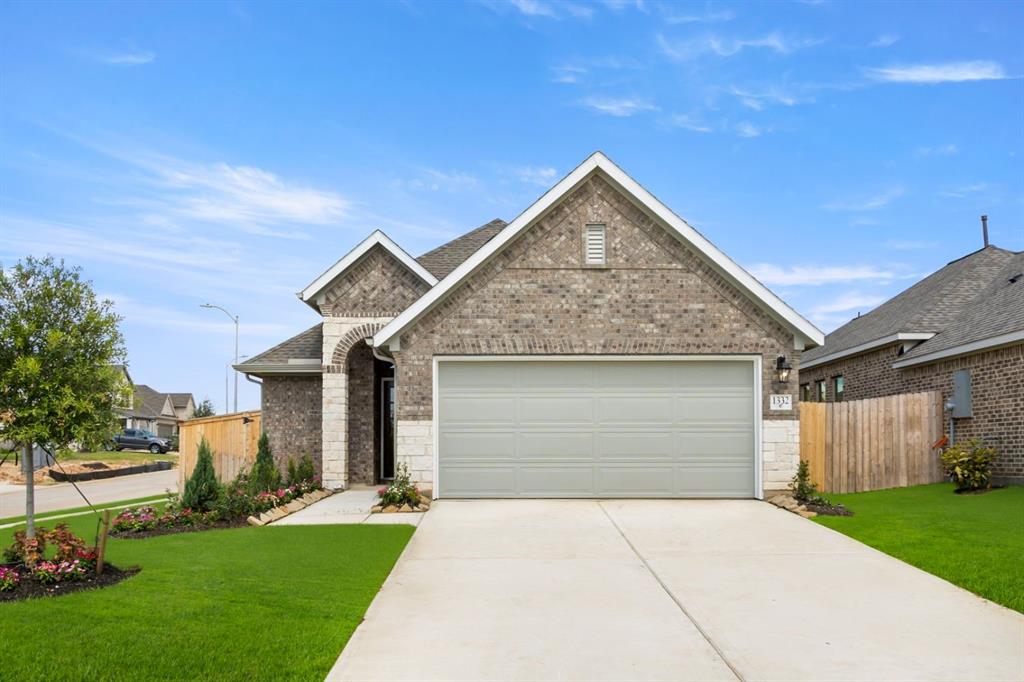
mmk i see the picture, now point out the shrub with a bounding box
[32,560,86,584]
[789,459,818,503]
[249,433,281,494]
[378,463,420,507]
[3,530,45,567]
[941,439,997,491]
[182,436,220,511]
[0,566,20,592]
[48,523,87,562]
[287,454,317,486]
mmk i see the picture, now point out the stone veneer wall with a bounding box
[390,174,803,490]
[260,375,323,478]
[763,419,800,494]
[802,343,1023,483]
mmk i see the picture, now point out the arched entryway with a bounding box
[345,342,394,484]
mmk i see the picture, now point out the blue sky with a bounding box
[2,1,1022,413]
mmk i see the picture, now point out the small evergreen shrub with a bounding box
[941,439,997,491]
[182,437,220,511]
[789,459,818,502]
[249,433,281,494]
[288,454,317,486]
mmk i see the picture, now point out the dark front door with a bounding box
[380,377,396,479]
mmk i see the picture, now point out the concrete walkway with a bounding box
[330,499,1024,682]
[273,486,424,526]
[0,468,177,518]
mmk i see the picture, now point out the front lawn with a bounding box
[814,483,1024,613]
[0,511,413,680]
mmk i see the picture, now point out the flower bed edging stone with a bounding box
[247,489,334,526]
[767,493,852,518]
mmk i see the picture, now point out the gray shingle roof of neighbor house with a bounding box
[132,384,175,419]
[416,219,507,279]
[895,250,1024,365]
[167,393,194,409]
[803,245,1021,367]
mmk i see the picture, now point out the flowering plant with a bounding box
[0,566,19,592]
[378,463,420,507]
[112,506,160,532]
[32,559,87,584]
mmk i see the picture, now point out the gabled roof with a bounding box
[373,151,824,350]
[299,230,438,310]
[236,323,323,374]
[133,385,176,419]
[167,393,195,409]
[892,250,1024,368]
[417,219,507,279]
[803,245,1018,369]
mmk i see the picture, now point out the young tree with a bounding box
[249,432,281,493]
[0,256,125,537]
[192,398,216,418]
[182,436,220,511]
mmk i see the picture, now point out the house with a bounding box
[238,152,824,498]
[800,244,1023,484]
[113,369,196,439]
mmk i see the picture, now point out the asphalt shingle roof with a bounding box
[899,251,1024,361]
[416,219,507,279]
[803,245,1019,363]
[132,384,172,418]
[242,323,323,365]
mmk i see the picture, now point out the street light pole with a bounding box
[201,303,239,413]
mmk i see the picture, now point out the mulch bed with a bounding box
[111,518,249,540]
[802,501,853,516]
[0,565,139,603]
[954,485,1006,495]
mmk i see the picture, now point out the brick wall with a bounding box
[261,375,323,478]
[802,343,1023,482]
[320,244,431,317]
[391,174,802,487]
[346,343,377,484]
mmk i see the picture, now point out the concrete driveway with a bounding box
[329,500,1024,682]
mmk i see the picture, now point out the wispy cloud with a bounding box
[400,168,478,192]
[810,292,887,315]
[940,182,988,198]
[551,64,586,84]
[748,263,903,286]
[663,7,734,24]
[514,165,558,186]
[729,85,800,110]
[107,293,289,338]
[657,32,823,61]
[580,96,657,117]
[734,122,764,138]
[498,0,593,20]
[601,0,647,10]
[823,186,905,211]
[885,239,937,251]
[668,114,713,133]
[916,143,958,156]
[869,34,900,48]
[866,60,1007,84]
[509,0,557,17]
[94,50,155,65]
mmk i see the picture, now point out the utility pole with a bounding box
[201,303,240,413]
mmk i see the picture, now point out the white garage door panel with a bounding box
[437,360,757,498]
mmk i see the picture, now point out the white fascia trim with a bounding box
[431,354,764,500]
[298,230,438,304]
[801,333,935,370]
[233,363,321,375]
[373,151,824,349]
[891,329,1024,368]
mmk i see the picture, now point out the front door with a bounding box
[380,377,396,479]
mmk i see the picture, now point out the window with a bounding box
[815,380,826,403]
[832,376,845,402]
[585,224,606,265]
[800,383,811,402]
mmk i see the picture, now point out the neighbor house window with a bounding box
[816,380,826,402]
[800,383,811,402]
[585,224,606,265]
[833,376,845,402]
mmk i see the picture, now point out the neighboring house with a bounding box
[167,393,197,421]
[238,152,824,498]
[115,376,196,439]
[800,244,1023,484]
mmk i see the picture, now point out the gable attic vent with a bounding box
[585,224,606,265]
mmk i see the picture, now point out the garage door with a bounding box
[437,360,756,498]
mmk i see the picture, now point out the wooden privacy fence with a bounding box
[178,411,261,491]
[800,391,944,493]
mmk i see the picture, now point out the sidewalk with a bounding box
[0,468,177,518]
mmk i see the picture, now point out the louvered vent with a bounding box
[585,224,606,265]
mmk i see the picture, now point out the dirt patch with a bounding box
[111,518,249,540]
[802,501,853,516]
[0,460,163,485]
[0,565,139,603]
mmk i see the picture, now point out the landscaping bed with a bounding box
[0,563,138,603]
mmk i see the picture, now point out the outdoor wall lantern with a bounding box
[775,356,792,383]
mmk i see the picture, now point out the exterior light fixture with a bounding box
[775,356,792,384]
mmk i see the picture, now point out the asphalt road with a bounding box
[0,468,177,518]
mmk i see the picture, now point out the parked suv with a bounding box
[106,429,172,454]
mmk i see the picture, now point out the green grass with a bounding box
[814,483,1024,613]
[0,494,169,526]
[0,511,414,680]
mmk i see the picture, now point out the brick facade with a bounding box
[801,343,1023,483]
[320,244,431,317]
[260,375,323,478]
[390,175,802,489]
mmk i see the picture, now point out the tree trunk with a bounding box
[23,442,35,538]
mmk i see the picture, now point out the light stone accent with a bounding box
[321,315,393,490]
[762,418,800,494]
[396,419,434,487]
